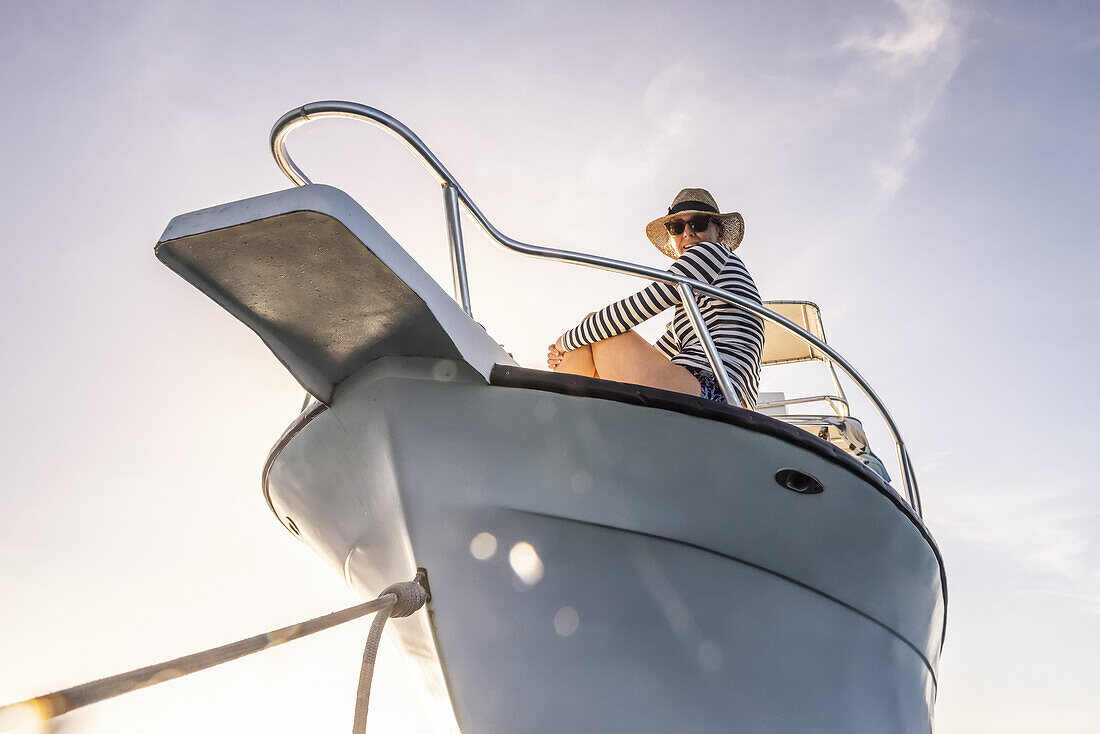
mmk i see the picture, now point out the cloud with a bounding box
[1073,34,1100,53]
[932,479,1100,613]
[633,0,971,220]
[838,0,958,74]
[835,0,968,196]
[476,0,974,296]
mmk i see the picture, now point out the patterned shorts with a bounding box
[685,366,727,404]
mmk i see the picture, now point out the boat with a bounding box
[153,101,946,733]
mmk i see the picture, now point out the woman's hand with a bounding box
[547,338,566,370]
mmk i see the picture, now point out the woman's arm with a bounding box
[558,241,728,351]
[655,326,679,359]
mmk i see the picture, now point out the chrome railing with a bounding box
[269,101,922,517]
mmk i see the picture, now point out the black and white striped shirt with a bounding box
[559,240,764,407]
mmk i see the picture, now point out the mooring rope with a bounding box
[0,571,430,732]
[351,579,429,734]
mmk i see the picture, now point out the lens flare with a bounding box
[469,532,498,560]
[554,606,579,637]
[508,542,544,586]
[0,698,51,733]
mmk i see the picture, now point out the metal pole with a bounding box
[677,283,741,408]
[268,101,924,516]
[826,362,849,418]
[442,184,472,316]
[898,445,921,514]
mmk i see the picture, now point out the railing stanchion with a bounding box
[678,283,741,408]
[898,445,921,515]
[442,184,473,316]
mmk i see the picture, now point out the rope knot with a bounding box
[379,580,428,618]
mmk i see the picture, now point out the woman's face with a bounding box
[667,215,720,257]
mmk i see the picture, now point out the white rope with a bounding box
[352,601,393,733]
[0,572,430,733]
[351,579,429,734]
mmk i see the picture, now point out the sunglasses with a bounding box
[665,215,712,236]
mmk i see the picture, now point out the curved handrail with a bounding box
[269,101,921,516]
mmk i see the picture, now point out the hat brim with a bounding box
[646,210,744,258]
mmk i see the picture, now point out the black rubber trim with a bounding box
[261,400,329,534]
[489,364,947,648]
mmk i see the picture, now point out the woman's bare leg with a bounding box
[590,330,700,396]
[554,331,702,396]
[556,343,599,378]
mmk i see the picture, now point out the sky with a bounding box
[1,0,1098,731]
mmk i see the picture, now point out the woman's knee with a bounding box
[557,343,596,376]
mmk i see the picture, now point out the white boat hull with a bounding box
[265,357,944,733]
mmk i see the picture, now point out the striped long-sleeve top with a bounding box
[558,240,765,408]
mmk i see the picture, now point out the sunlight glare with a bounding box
[698,640,724,672]
[553,606,579,637]
[469,532,498,560]
[0,699,51,734]
[508,542,544,586]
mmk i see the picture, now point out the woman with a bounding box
[547,188,764,408]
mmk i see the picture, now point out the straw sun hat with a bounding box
[645,188,744,258]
